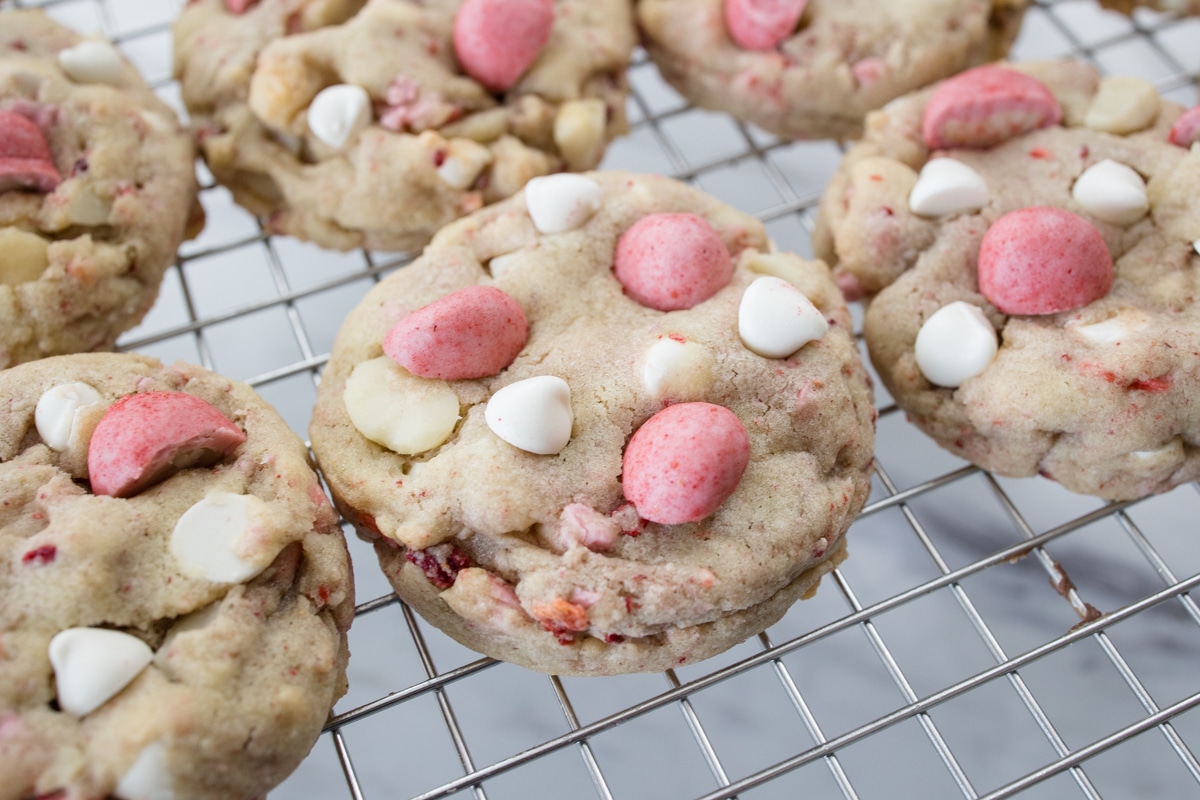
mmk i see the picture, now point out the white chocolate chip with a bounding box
[57,40,125,85]
[67,186,112,226]
[737,276,829,359]
[485,375,573,455]
[914,301,998,388]
[1067,309,1151,345]
[1132,439,1184,462]
[170,493,277,584]
[49,627,153,717]
[436,139,493,190]
[307,84,372,150]
[524,174,604,234]
[35,381,103,452]
[344,356,460,455]
[1192,238,1200,256]
[1085,76,1160,135]
[115,741,175,800]
[1072,159,1148,226]
[553,98,607,171]
[487,252,522,278]
[0,228,50,285]
[642,337,716,401]
[908,158,989,217]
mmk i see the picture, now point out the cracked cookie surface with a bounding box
[637,0,1029,141]
[0,10,201,369]
[310,171,875,676]
[0,353,353,800]
[814,60,1200,500]
[173,0,634,252]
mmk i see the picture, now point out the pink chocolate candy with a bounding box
[613,213,733,311]
[87,392,247,498]
[454,0,554,92]
[978,207,1113,316]
[384,284,528,380]
[0,110,61,193]
[922,65,1062,150]
[725,0,807,51]
[1168,106,1200,148]
[622,403,750,525]
[225,0,259,12]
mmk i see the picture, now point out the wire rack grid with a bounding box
[7,0,1200,798]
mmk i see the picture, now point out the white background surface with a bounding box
[9,0,1200,797]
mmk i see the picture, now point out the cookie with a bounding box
[0,353,354,800]
[0,10,202,369]
[173,0,635,252]
[636,0,1030,141]
[814,60,1200,500]
[309,171,875,676]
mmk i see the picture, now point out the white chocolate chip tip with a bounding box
[49,627,153,717]
[36,381,103,451]
[115,741,175,800]
[485,375,573,455]
[1072,159,1148,226]
[170,492,277,584]
[738,275,829,359]
[57,40,126,85]
[307,84,372,150]
[524,174,604,234]
[642,337,717,401]
[1084,76,1160,136]
[344,356,460,455]
[914,301,998,388]
[908,158,989,217]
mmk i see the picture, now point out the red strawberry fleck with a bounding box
[21,544,56,565]
[405,543,471,589]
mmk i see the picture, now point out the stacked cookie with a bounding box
[814,61,1200,500]
[0,10,357,800]
[173,0,636,251]
[309,171,876,675]
[0,11,201,369]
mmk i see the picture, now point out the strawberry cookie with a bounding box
[309,171,875,675]
[173,0,634,252]
[0,353,354,800]
[0,10,201,368]
[814,60,1200,499]
[636,0,1030,141]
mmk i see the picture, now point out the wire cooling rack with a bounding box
[8,0,1200,797]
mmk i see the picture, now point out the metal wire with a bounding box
[8,0,1200,797]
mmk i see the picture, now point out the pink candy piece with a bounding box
[453,0,554,92]
[87,392,247,498]
[224,0,259,13]
[1168,106,1200,148]
[622,403,750,525]
[978,207,1113,316]
[613,213,733,311]
[724,0,807,51]
[384,285,528,380]
[0,110,61,193]
[922,65,1062,150]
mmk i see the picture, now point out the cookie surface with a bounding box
[636,0,1029,141]
[173,0,634,252]
[310,171,875,676]
[0,10,201,369]
[0,353,354,800]
[814,60,1200,500]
